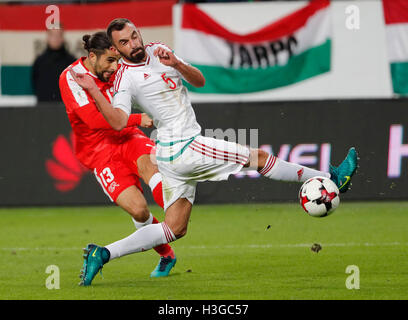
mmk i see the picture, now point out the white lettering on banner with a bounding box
[388,124,408,178]
[320,143,331,173]
[345,5,360,30]
[235,143,331,179]
[45,5,60,30]
[289,144,318,166]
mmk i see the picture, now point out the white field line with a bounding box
[1,242,407,252]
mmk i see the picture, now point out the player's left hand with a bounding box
[153,47,179,68]
[140,113,153,128]
[69,68,98,92]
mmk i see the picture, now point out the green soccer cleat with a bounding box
[79,243,110,286]
[150,256,177,278]
[329,147,359,193]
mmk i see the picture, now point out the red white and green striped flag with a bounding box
[0,0,175,97]
[178,0,331,94]
[382,0,408,96]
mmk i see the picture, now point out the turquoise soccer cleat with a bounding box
[329,147,359,193]
[79,243,110,286]
[150,256,177,278]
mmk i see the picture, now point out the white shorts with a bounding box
[156,135,250,211]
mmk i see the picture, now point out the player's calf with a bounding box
[167,223,188,239]
[245,148,269,169]
[164,198,192,239]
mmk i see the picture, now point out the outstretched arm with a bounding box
[75,104,144,130]
[69,68,152,131]
[154,47,205,88]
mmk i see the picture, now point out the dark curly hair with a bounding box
[82,31,112,56]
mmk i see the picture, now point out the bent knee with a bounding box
[127,205,150,222]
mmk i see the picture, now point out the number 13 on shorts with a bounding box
[99,167,114,187]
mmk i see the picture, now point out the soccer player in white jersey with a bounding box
[69,18,358,285]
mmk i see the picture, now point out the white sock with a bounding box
[259,155,330,182]
[105,222,176,260]
[132,212,153,229]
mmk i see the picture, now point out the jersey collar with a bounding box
[121,56,150,67]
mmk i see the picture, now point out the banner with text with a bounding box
[177,0,331,94]
[0,99,407,206]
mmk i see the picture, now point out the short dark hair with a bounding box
[107,18,133,42]
[82,31,111,56]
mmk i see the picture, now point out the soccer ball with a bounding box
[299,176,340,217]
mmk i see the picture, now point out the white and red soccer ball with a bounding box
[299,176,340,217]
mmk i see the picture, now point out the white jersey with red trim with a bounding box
[112,42,202,143]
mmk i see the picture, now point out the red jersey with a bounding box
[59,57,145,169]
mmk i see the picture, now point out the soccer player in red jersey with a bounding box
[59,32,176,285]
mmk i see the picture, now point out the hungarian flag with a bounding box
[383,0,408,96]
[0,0,175,96]
[177,0,331,94]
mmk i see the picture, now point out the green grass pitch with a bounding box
[0,202,407,300]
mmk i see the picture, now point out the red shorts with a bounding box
[93,133,156,202]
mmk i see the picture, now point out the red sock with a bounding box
[151,180,164,209]
[149,174,174,258]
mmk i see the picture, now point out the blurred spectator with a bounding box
[32,27,76,103]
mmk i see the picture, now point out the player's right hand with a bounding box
[69,68,98,92]
[154,47,179,68]
[140,113,153,128]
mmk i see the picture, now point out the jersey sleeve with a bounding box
[75,104,142,130]
[59,68,91,110]
[172,51,192,82]
[75,104,115,129]
[112,71,133,116]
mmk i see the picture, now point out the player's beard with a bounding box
[96,71,113,82]
[120,47,146,64]
[91,58,112,82]
[94,66,112,82]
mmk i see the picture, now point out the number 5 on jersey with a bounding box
[161,73,176,90]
